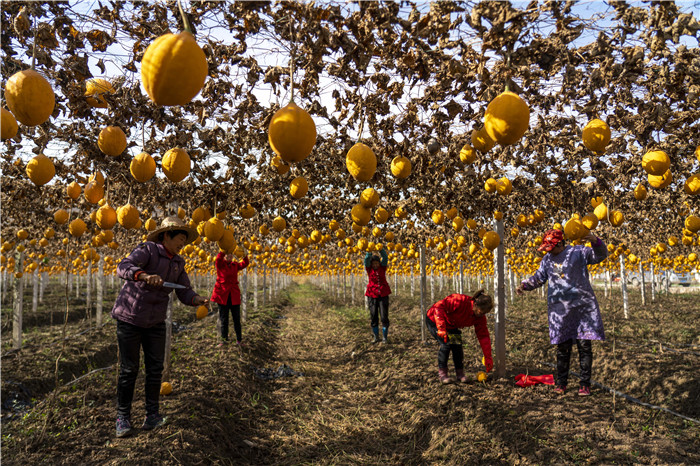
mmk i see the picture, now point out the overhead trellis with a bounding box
[1,0,699,273]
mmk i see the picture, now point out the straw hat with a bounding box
[146,216,198,244]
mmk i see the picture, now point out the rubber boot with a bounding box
[371,326,380,344]
[438,367,453,384]
[455,368,467,383]
[381,327,388,344]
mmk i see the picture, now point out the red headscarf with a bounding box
[538,229,564,252]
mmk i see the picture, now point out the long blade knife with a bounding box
[162,281,187,289]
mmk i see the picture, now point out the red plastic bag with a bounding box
[515,374,554,387]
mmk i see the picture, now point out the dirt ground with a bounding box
[1,279,699,465]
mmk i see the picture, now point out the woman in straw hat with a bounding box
[111,216,209,438]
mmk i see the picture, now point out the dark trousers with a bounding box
[367,296,390,328]
[556,339,592,387]
[116,320,166,418]
[218,296,241,342]
[426,317,464,370]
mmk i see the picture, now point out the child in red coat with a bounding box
[426,290,494,384]
[211,250,249,345]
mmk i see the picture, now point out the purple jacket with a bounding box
[521,240,608,344]
[111,241,198,328]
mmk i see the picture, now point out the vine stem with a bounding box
[31,13,37,70]
[177,0,194,35]
[289,16,295,102]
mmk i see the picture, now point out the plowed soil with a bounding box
[2,280,699,465]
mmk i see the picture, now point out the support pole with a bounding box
[13,252,25,350]
[254,270,259,310]
[241,269,248,322]
[420,245,427,342]
[664,270,669,295]
[620,255,628,319]
[96,256,104,327]
[86,262,92,322]
[493,220,506,379]
[459,262,464,295]
[32,269,39,314]
[651,263,656,302]
[639,262,646,306]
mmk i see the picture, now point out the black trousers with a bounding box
[116,320,166,418]
[218,296,241,342]
[367,296,390,328]
[426,317,464,370]
[556,339,592,387]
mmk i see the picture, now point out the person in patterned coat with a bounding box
[517,229,608,396]
[364,247,391,343]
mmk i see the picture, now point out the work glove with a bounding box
[484,355,494,373]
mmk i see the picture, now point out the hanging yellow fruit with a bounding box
[374,207,389,224]
[1,108,18,140]
[431,210,445,225]
[85,78,115,108]
[483,91,529,146]
[117,204,140,229]
[162,148,191,182]
[459,145,477,164]
[633,183,647,200]
[239,204,256,219]
[471,127,494,153]
[683,174,700,196]
[84,181,104,204]
[272,216,287,232]
[496,177,512,196]
[351,204,371,226]
[390,155,411,179]
[290,177,308,199]
[204,218,224,242]
[141,29,208,106]
[130,152,156,182]
[96,204,117,230]
[268,102,317,163]
[346,143,377,182]
[482,231,501,251]
[642,150,670,176]
[25,154,55,186]
[54,209,69,224]
[360,188,380,208]
[68,219,87,238]
[648,169,672,190]
[98,126,127,156]
[4,69,55,126]
[582,119,611,153]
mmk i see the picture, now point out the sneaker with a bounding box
[554,385,567,394]
[371,334,380,344]
[438,368,453,384]
[381,336,388,344]
[142,413,166,431]
[455,369,467,383]
[236,340,244,347]
[578,386,591,396]
[116,416,133,438]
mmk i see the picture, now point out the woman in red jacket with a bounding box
[364,248,391,343]
[426,290,494,384]
[211,249,249,345]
